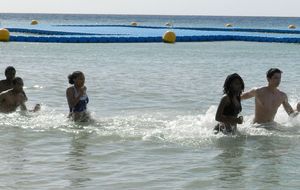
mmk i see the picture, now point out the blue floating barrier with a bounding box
[157,37,163,42]
[100,38,109,43]
[38,37,48,43]
[25,37,34,42]
[113,37,124,43]
[17,36,26,42]
[180,36,190,42]
[139,37,147,42]
[66,38,73,43]
[58,37,67,43]
[4,24,300,44]
[87,37,96,43]
[190,36,198,41]
[77,38,86,43]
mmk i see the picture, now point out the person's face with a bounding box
[75,74,85,88]
[231,78,242,93]
[268,73,281,87]
[5,70,16,81]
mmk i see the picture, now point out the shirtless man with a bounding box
[241,68,299,124]
[0,77,39,113]
[0,66,27,100]
[0,66,16,93]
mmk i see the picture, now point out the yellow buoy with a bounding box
[162,31,176,43]
[131,22,138,26]
[31,20,38,25]
[0,28,10,42]
[225,23,233,27]
[288,24,296,29]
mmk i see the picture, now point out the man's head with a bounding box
[5,66,16,81]
[266,68,282,88]
[12,77,24,92]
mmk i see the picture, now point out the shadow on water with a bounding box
[210,121,300,189]
[65,132,92,189]
[0,127,29,188]
[244,135,293,188]
[213,135,247,189]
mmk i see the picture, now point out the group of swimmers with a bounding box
[214,68,300,134]
[0,66,299,133]
[0,66,89,121]
[0,66,39,113]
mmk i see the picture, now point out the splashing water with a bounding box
[1,101,300,148]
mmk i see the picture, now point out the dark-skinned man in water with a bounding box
[0,77,40,113]
[241,68,299,124]
[0,66,27,100]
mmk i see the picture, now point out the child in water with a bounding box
[66,71,90,122]
[214,73,244,134]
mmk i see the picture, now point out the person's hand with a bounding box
[237,116,243,124]
[33,104,41,112]
[78,87,85,97]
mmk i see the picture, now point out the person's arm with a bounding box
[215,96,242,125]
[19,92,28,111]
[66,87,83,108]
[282,94,299,117]
[0,93,6,106]
[22,90,28,102]
[241,88,257,100]
[20,102,27,111]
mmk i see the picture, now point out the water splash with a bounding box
[1,102,300,147]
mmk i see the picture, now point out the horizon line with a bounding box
[1,12,300,19]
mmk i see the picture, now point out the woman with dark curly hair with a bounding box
[214,73,244,134]
[66,71,90,122]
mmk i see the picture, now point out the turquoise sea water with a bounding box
[1,14,300,189]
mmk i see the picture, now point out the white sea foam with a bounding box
[1,102,299,147]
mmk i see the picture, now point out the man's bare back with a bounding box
[0,80,14,93]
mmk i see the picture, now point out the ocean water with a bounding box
[1,14,300,189]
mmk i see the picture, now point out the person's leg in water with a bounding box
[214,123,227,134]
[214,123,236,135]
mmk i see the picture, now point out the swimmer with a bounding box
[0,77,39,113]
[214,73,244,135]
[66,71,90,122]
[0,66,28,101]
[241,68,298,124]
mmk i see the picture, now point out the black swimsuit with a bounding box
[214,98,242,134]
[223,99,241,117]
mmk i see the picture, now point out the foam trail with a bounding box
[1,101,300,147]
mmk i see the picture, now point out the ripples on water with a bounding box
[1,103,300,189]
